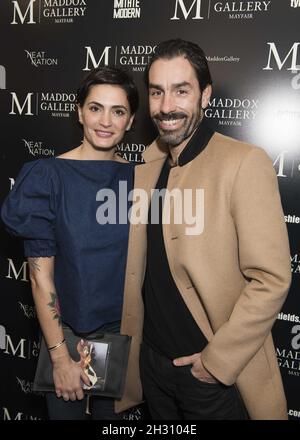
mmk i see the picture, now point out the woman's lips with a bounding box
[95,130,114,138]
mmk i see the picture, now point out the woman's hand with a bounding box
[52,354,91,401]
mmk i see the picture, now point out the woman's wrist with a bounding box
[48,338,66,352]
[50,344,70,363]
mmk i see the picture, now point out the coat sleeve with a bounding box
[201,147,291,385]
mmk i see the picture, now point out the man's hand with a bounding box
[173,352,218,384]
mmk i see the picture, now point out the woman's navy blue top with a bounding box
[1,158,134,333]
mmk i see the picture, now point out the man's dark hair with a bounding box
[77,66,139,114]
[145,39,212,92]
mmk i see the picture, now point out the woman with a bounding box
[1,67,139,420]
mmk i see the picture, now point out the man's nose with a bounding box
[160,93,176,114]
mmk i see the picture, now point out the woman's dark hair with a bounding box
[77,66,139,114]
[145,39,212,92]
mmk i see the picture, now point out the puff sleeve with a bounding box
[1,160,57,257]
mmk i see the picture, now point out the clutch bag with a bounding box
[33,325,131,399]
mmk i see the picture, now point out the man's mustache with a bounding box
[153,112,186,121]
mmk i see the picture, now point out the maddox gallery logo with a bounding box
[116,142,146,163]
[83,45,156,72]
[291,253,300,274]
[170,0,272,21]
[0,325,39,360]
[205,96,259,127]
[9,91,76,118]
[113,0,141,19]
[11,0,87,25]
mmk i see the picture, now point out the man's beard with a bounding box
[152,107,202,147]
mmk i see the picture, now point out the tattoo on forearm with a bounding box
[47,292,62,326]
[28,258,41,272]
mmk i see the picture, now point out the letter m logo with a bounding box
[263,43,300,71]
[83,46,111,71]
[5,259,29,281]
[11,0,36,24]
[9,93,34,115]
[171,0,204,20]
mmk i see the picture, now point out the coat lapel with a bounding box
[121,156,166,334]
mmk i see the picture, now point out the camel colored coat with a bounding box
[116,131,291,420]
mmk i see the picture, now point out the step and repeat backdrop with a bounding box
[0,0,300,420]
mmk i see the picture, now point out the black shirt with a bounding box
[142,120,214,359]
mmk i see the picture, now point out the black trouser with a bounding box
[140,342,248,420]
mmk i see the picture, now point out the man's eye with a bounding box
[177,89,188,95]
[150,90,162,97]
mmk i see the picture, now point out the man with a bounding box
[116,39,291,419]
